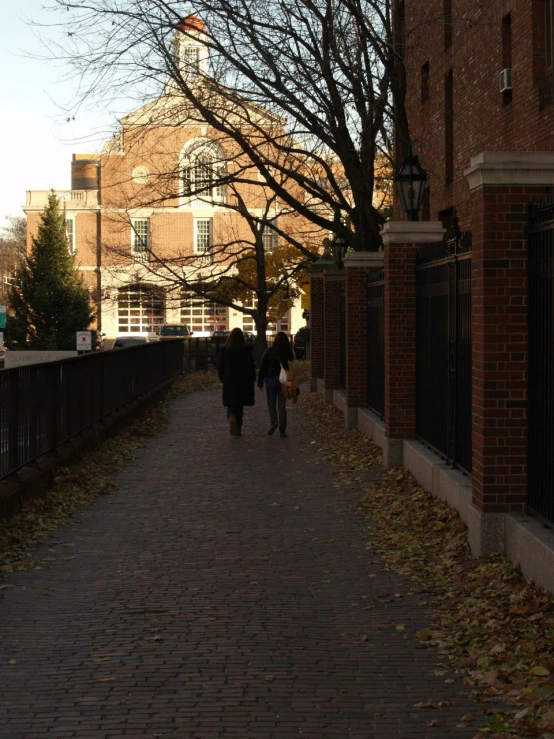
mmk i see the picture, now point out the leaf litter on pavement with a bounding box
[300,391,554,739]
[0,370,220,577]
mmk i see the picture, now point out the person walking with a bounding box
[217,328,256,436]
[258,331,294,438]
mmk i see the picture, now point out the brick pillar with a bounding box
[309,261,327,391]
[381,222,445,466]
[464,151,554,555]
[343,251,384,429]
[322,270,344,402]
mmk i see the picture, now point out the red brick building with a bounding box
[402,0,554,226]
[310,0,554,594]
[23,19,313,343]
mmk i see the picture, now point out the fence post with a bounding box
[381,221,445,467]
[464,151,554,556]
[343,252,384,429]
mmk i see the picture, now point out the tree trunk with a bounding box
[253,310,268,367]
[352,192,385,251]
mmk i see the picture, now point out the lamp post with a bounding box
[329,213,349,268]
[395,153,427,221]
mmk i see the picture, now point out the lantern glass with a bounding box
[331,234,348,268]
[395,155,427,220]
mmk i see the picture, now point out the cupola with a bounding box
[173,15,209,81]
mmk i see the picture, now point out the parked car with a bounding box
[113,336,149,349]
[293,327,310,360]
[243,331,256,347]
[158,324,192,340]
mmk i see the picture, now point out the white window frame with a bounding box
[180,291,227,332]
[194,218,212,254]
[65,216,76,253]
[131,218,150,264]
[242,293,255,332]
[181,141,227,206]
[194,217,213,265]
[262,219,279,252]
[117,285,165,334]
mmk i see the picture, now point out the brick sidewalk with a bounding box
[0,387,481,738]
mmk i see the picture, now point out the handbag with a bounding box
[279,362,292,387]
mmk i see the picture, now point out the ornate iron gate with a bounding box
[528,200,554,522]
[415,224,472,473]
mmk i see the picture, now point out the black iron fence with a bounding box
[0,341,183,482]
[339,283,346,390]
[184,337,212,370]
[366,270,385,417]
[415,227,472,473]
[528,200,554,522]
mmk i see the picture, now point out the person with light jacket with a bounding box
[258,331,294,438]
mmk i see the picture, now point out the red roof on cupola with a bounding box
[177,16,205,33]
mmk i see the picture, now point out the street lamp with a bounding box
[395,153,427,221]
[329,213,349,269]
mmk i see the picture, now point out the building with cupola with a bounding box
[23,16,317,343]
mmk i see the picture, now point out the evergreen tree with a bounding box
[6,192,94,350]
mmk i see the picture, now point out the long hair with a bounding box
[225,327,247,349]
[272,331,291,356]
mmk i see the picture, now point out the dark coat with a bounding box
[217,347,256,407]
[257,345,294,388]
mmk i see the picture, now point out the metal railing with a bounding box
[366,270,385,417]
[528,199,554,522]
[415,227,472,473]
[0,341,183,481]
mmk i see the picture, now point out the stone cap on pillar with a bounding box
[465,151,554,191]
[343,251,384,269]
[380,220,445,245]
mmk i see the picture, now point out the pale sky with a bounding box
[0,0,116,228]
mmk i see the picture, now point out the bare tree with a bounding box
[45,0,409,251]
[99,152,320,358]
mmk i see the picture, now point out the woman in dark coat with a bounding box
[258,331,294,438]
[217,328,256,436]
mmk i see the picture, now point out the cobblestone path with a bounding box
[0,387,481,738]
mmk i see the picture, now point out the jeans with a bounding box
[266,385,287,432]
[227,405,244,428]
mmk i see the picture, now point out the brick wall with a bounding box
[25,213,42,253]
[470,184,537,513]
[402,0,554,226]
[323,274,343,391]
[345,265,380,407]
[384,242,418,439]
[74,213,99,267]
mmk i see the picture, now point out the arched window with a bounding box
[181,140,227,204]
